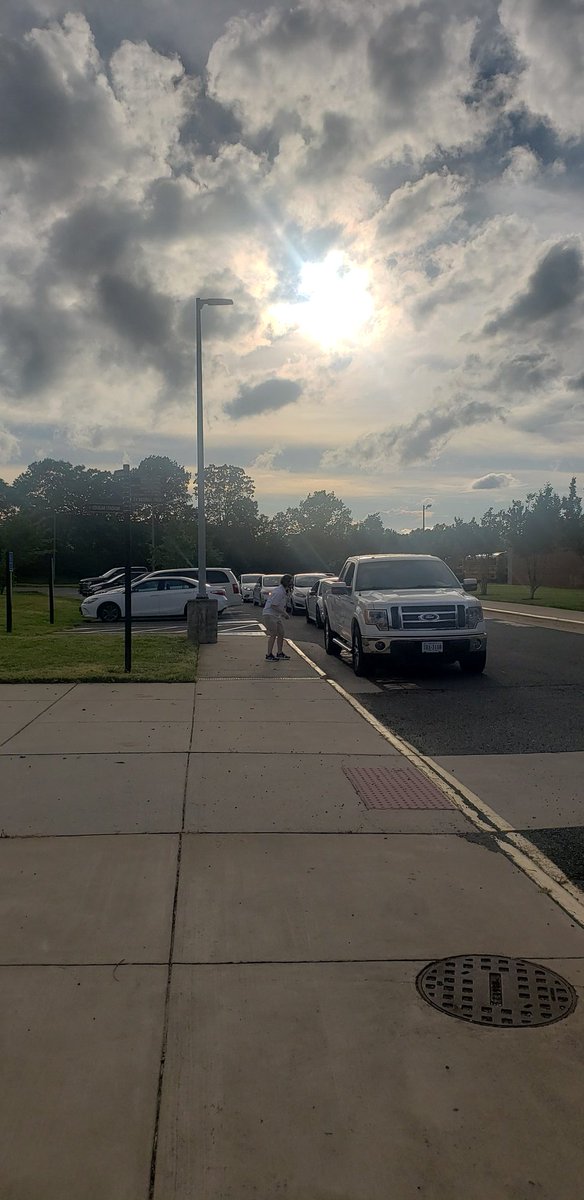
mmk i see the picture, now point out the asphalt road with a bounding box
[72,601,584,756]
[291,611,584,757]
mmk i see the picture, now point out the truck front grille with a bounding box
[400,604,459,631]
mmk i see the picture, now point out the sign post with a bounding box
[122,464,133,674]
[49,554,55,625]
[6,550,14,633]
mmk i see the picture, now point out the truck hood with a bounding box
[357,587,470,606]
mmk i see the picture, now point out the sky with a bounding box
[1,0,583,529]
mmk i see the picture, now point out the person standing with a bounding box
[263,573,293,661]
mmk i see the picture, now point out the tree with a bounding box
[297,490,353,538]
[503,484,563,598]
[132,456,192,520]
[561,477,584,558]
[195,464,258,528]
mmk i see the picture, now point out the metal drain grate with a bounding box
[342,764,455,810]
[417,955,577,1027]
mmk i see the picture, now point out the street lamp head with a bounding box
[424,502,432,510]
[200,297,233,306]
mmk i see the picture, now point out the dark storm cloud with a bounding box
[489,352,560,394]
[97,275,173,349]
[0,297,79,396]
[471,472,515,489]
[368,1,462,121]
[226,378,302,419]
[0,32,116,162]
[484,241,584,333]
[237,4,356,64]
[567,372,584,391]
[300,112,355,180]
[50,199,139,275]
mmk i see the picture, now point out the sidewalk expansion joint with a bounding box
[289,641,584,934]
[0,681,78,748]
[147,685,195,1200]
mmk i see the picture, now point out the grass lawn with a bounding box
[484,584,584,611]
[0,594,197,681]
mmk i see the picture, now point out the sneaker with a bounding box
[265,653,277,661]
[276,651,291,660]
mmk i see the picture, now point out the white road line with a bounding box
[288,640,584,931]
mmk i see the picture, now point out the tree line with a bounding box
[1,456,583,597]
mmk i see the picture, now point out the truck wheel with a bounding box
[324,615,340,656]
[459,650,487,674]
[351,625,369,676]
[97,601,121,623]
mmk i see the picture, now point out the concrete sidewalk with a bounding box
[484,598,584,624]
[1,644,584,1199]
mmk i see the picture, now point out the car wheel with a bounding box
[351,625,369,677]
[459,649,487,674]
[97,601,121,623]
[324,615,340,656]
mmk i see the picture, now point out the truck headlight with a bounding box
[466,605,483,629]
[363,608,389,630]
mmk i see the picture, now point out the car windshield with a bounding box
[294,574,324,588]
[263,575,281,586]
[242,574,260,584]
[355,559,460,591]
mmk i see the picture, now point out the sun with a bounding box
[275,251,374,348]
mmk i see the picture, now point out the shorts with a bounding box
[264,614,284,637]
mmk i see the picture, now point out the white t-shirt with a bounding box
[263,584,288,617]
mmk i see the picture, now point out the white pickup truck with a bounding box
[323,553,487,676]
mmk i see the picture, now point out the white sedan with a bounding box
[80,576,228,622]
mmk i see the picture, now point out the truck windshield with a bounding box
[355,560,460,591]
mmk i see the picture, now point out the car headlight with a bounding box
[466,604,483,629]
[363,608,389,630]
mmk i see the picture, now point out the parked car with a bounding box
[305,578,340,628]
[87,568,149,595]
[80,566,147,596]
[80,576,228,623]
[140,567,242,607]
[252,574,286,606]
[290,572,333,614]
[240,573,261,602]
[324,554,486,676]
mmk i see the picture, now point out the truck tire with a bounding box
[459,649,487,674]
[324,615,341,656]
[351,625,370,676]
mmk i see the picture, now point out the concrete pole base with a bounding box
[186,597,218,644]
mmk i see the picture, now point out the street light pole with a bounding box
[194,295,233,602]
[422,502,432,531]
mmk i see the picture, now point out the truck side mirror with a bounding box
[463,577,478,592]
[331,583,351,595]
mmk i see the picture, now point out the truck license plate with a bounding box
[422,641,443,653]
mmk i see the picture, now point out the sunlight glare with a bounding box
[281,251,374,348]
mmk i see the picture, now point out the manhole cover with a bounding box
[343,764,454,810]
[416,955,577,1027]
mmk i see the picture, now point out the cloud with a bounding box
[0,426,20,462]
[500,0,584,139]
[225,378,303,419]
[471,472,517,489]
[249,445,283,471]
[484,241,584,333]
[324,397,502,470]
